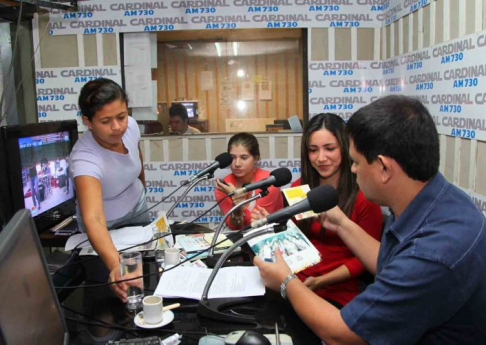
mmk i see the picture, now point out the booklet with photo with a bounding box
[175,233,239,260]
[282,184,316,220]
[246,219,321,273]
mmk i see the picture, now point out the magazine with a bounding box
[246,219,321,273]
[282,184,316,220]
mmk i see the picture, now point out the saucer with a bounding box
[134,310,174,329]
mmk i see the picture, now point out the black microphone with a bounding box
[230,167,292,196]
[186,152,232,184]
[250,184,338,228]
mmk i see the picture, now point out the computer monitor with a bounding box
[0,120,78,233]
[0,209,69,344]
[171,101,198,119]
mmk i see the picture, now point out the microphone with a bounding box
[186,152,232,184]
[230,167,292,196]
[250,184,338,228]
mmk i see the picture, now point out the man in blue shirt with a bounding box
[254,95,486,344]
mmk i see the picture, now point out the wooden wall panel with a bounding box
[157,43,303,132]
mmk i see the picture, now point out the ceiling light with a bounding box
[237,69,245,78]
[233,42,238,56]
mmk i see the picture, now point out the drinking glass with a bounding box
[120,251,144,310]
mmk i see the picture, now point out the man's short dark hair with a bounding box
[347,95,439,182]
[78,78,128,120]
[169,103,188,121]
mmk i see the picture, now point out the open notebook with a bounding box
[0,209,69,344]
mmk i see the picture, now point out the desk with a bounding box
[63,257,321,344]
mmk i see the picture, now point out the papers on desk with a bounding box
[64,213,172,255]
[155,266,265,300]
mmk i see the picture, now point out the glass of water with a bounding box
[120,251,144,310]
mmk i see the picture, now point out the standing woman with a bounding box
[215,133,283,230]
[70,78,150,303]
[292,113,382,308]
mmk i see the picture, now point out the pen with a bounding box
[163,303,180,312]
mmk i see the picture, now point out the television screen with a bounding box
[0,120,78,233]
[18,131,73,218]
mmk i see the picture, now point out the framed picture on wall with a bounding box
[241,81,255,101]
[259,81,272,100]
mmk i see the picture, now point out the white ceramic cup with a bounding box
[142,295,164,324]
[164,248,180,266]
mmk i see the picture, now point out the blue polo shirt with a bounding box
[341,173,486,344]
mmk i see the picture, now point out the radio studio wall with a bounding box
[144,158,301,223]
[29,0,486,217]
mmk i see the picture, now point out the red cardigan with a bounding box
[215,168,284,230]
[292,179,382,306]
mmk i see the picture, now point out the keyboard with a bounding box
[107,336,161,344]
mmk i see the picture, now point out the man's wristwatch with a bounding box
[280,273,297,299]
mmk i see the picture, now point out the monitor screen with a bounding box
[172,101,198,119]
[0,120,78,233]
[0,209,69,344]
[18,131,73,218]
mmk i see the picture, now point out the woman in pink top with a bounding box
[215,133,284,230]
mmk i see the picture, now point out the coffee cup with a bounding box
[164,248,180,266]
[142,295,163,324]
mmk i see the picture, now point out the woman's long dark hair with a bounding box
[301,113,358,218]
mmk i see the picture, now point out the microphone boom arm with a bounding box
[166,174,211,218]
[209,189,269,257]
[201,223,276,301]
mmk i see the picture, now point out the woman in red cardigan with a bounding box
[253,113,382,308]
[215,133,283,230]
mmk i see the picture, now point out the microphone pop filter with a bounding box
[215,152,233,169]
[270,168,292,187]
[307,185,338,213]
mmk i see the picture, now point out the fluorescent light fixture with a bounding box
[233,42,238,56]
[237,69,245,78]
[237,100,246,111]
[215,42,221,57]
[187,43,193,50]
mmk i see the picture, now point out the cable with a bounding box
[174,193,230,233]
[53,230,243,289]
[62,305,139,337]
[111,182,188,231]
[64,314,220,340]
[63,301,226,340]
[53,232,174,277]
[55,191,231,276]
[0,0,23,126]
